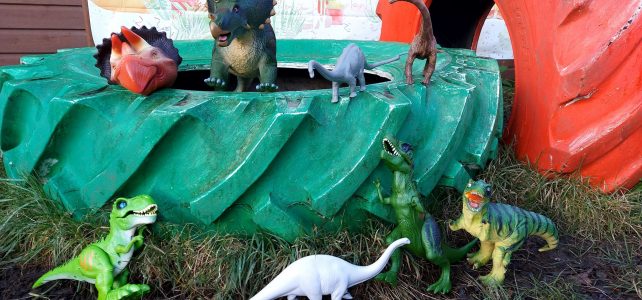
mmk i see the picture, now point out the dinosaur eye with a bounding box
[232,5,239,13]
[116,200,127,210]
[485,187,492,196]
[401,143,413,153]
[467,183,472,188]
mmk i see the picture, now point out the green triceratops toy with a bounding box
[205,0,278,92]
[33,195,158,300]
[449,180,559,286]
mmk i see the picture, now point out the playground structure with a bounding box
[379,0,642,192]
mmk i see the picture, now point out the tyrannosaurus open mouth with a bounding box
[383,138,400,156]
[217,32,232,47]
[465,191,484,212]
[123,204,158,218]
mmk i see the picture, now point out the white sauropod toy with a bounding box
[250,237,411,300]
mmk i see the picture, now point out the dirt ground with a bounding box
[4,235,640,300]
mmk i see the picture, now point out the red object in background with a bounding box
[377,0,642,192]
[377,0,429,43]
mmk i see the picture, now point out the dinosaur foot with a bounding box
[467,253,490,270]
[479,274,504,287]
[256,83,279,92]
[374,271,398,286]
[427,277,452,294]
[204,77,227,90]
[106,284,150,300]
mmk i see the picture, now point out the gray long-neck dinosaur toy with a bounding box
[308,43,400,103]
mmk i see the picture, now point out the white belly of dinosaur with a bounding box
[114,250,134,275]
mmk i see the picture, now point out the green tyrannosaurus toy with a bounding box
[33,195,158,300]
[374,137,478,294]
[449,180,559,286]
[205,0,278,92]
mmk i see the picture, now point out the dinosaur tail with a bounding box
[32,258,82,288]
[365,55,401,70]
[527,212,559,252]
[421,215,478,263]
[443,238,478,263]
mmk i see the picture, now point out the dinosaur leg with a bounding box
[374,227,403,286]
[75,245,115,300]
[404,53,416,85]
[112,269,129,289]
[330,282,348,300]
[204,47,230,91]
[358,73,366,92]
[467,240,494,269]
[256,54,279,92]
[422,50,437,85]
[349,78,358,98]
[236,77,252,92]
[331,81,340,103]
[422,216,452,294]
[479,239,523,286]
[78,246,149,300]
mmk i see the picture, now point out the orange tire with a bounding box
[378,0,642,192]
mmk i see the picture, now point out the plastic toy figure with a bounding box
[389,0,438,85]
[32,195,158,300]
[308,43,400,103]
[95,26,182,96]
[204,0,279,92]
[449,179,559,286]
[250,238,410,300]
[374,137,477,294]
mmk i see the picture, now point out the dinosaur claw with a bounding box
[204,77,227,90]
[256,83,278,92]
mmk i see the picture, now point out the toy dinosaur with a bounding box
[33,195,158,300]
[95,26,182,95]
[250,238,410,300]
[204,0,278,92]
[449,180,559,286]
[308,43,400,103]
[389,0,438,85]
[374,137,477,294]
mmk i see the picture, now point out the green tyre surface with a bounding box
[0,40,502,241]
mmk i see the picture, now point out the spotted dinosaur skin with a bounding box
[205,0,278,92]
[374,137,477,294]
[449,180,559,286]
[32,195,158,300]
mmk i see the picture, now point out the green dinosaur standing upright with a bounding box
[33,195,158,300]
[374,137,478,294]
[449,179,559,286]
[205,0,278,92]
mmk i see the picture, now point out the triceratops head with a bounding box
[207,0,276,47]
[95,26,182,95]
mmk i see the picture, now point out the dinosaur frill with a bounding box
[94,26,182,95]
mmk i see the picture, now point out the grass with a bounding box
[1,80,641,299]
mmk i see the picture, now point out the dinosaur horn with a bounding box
[109,34,122,63]
[120,26,151,52]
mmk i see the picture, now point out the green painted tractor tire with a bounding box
[0,40,502,241]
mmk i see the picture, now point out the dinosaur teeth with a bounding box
[133,204,158,216]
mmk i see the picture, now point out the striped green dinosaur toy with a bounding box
[374,137,477,294]
[33,195,158,300]
[449,180,559,286]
